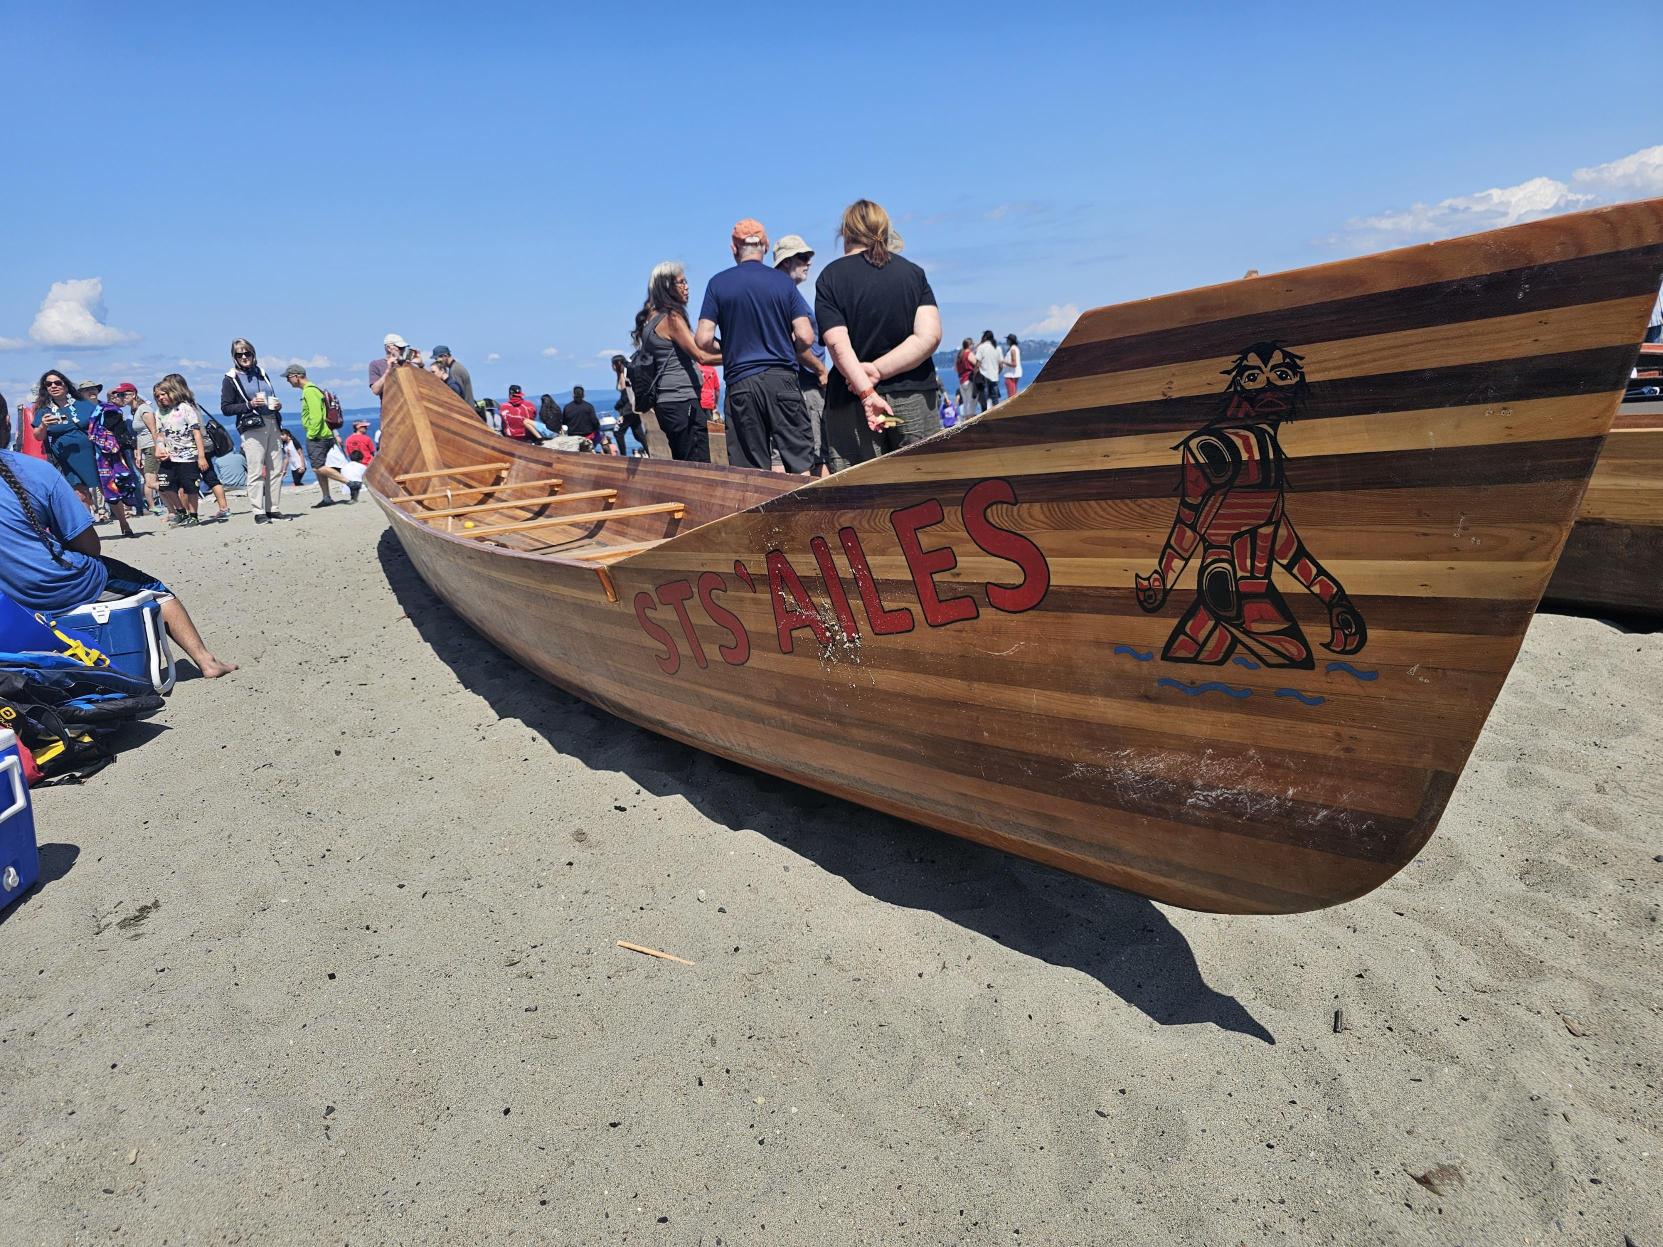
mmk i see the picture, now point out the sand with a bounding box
[1,492,1659,1246]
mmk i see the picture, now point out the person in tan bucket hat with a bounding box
[774,233,831,474]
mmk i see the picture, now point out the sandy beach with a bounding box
[1,493,1659,1246]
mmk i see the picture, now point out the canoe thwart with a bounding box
[391,476,565,506]
[393,461,511,485]
[461,501,687,541]
[408,488,619,522]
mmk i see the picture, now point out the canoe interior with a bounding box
[369,198,1663,914]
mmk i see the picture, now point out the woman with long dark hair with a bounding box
[30,369,99,509]
[0,390,235,677]
[631,261,721,461]
[537,393,563,438]
[814,199,942,470]
[220,337,285,523]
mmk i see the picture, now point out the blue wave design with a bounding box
[1231,657,1262,670]
[1325,661,1378,681]
[1274,688,1326,706]
[1157,678,1253,699]
[1113,645,1155,662]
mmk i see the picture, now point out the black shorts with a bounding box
[307,436,336,468]
[157,460,201,493]
[96,554,171,600]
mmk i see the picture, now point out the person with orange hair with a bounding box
[814,199,943,470]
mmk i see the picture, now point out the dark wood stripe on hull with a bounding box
[907,346,1639,451]
[793,435,1606,511]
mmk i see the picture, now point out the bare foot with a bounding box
[199,657,238,678]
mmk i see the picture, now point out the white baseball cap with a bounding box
[384,333,408,348]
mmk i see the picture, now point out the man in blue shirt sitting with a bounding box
[0,394,236,679]
[695,218,820,473]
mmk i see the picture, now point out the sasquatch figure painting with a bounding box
[1135,343,1367,669]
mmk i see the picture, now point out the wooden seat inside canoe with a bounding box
[393,461,511,485]
[391,476,564,506]
[408,488,619,522]
[460,501,686,541]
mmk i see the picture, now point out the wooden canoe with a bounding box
[369,199,1663,914]
[1545,379,1663,616]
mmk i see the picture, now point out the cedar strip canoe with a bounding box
[369,200,1663,914]
[1545,383,1663,616]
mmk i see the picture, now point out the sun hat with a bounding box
[77,379,103,392]
[384,333,407,348]
[731,218,768,249]
[773,235,813,266]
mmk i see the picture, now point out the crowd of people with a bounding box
[366,198,1028,477]
[0,193,1042,693]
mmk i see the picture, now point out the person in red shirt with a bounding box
[954,337,977,417]
[499,385,538,440]
[342,420,376,465]
[698,365,720,423]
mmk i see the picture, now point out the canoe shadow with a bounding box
[377,532,1274,1044]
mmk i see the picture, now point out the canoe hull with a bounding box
[1546,397,1663,616]
[372,200,1663,913]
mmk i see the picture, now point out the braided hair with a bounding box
[0,393,70,568]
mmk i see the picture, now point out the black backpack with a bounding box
[203,416,234,458]
[626,316,663,413]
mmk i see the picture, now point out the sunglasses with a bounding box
[45,379,67,388]
[234,351,254,359]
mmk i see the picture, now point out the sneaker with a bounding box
[181,513,201,526]
[347,483,361,503]
[212,508,231,523]
[313,498,336,509]
[166,511,190,528]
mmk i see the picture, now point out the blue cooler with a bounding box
[0,728,38,912]
[54,592,175,695]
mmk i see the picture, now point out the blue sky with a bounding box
[3,0,1658,407]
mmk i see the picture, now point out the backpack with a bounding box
[203,416,234,458]
[322,389,345,430]
[626,315,664,413]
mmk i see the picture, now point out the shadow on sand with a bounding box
[377,531,1274,1044]
[0,842,80,927]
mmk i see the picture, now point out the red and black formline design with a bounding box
[1135,343,1367,669]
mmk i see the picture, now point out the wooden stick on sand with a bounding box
[616,940,695,966]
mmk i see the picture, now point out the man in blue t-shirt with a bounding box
[695,218,820,473]
[0,399,236,678]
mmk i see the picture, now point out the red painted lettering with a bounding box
[809,536,860,642]
[962,478,1051,613]
[837,527,914,635]
[766,549,830,654]
[890,499,979,628]
[698,571,751,667]
[633,592,679,676]
[656,579,706,669]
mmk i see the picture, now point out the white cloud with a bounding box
[266,353,332,371]
[485,352,501,363]
[28,278,139,348]
[1337,144,1663,249]
[0,337,25,351]
[596,348,625,360]
[540,346,560,358]
[1572,144,1663,195]
[1345,176,1593,244]
[177,357,211,369]
[1021,303,1080,337]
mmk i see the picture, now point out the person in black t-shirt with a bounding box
[561,387,601,445]
[813,199,943,471]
